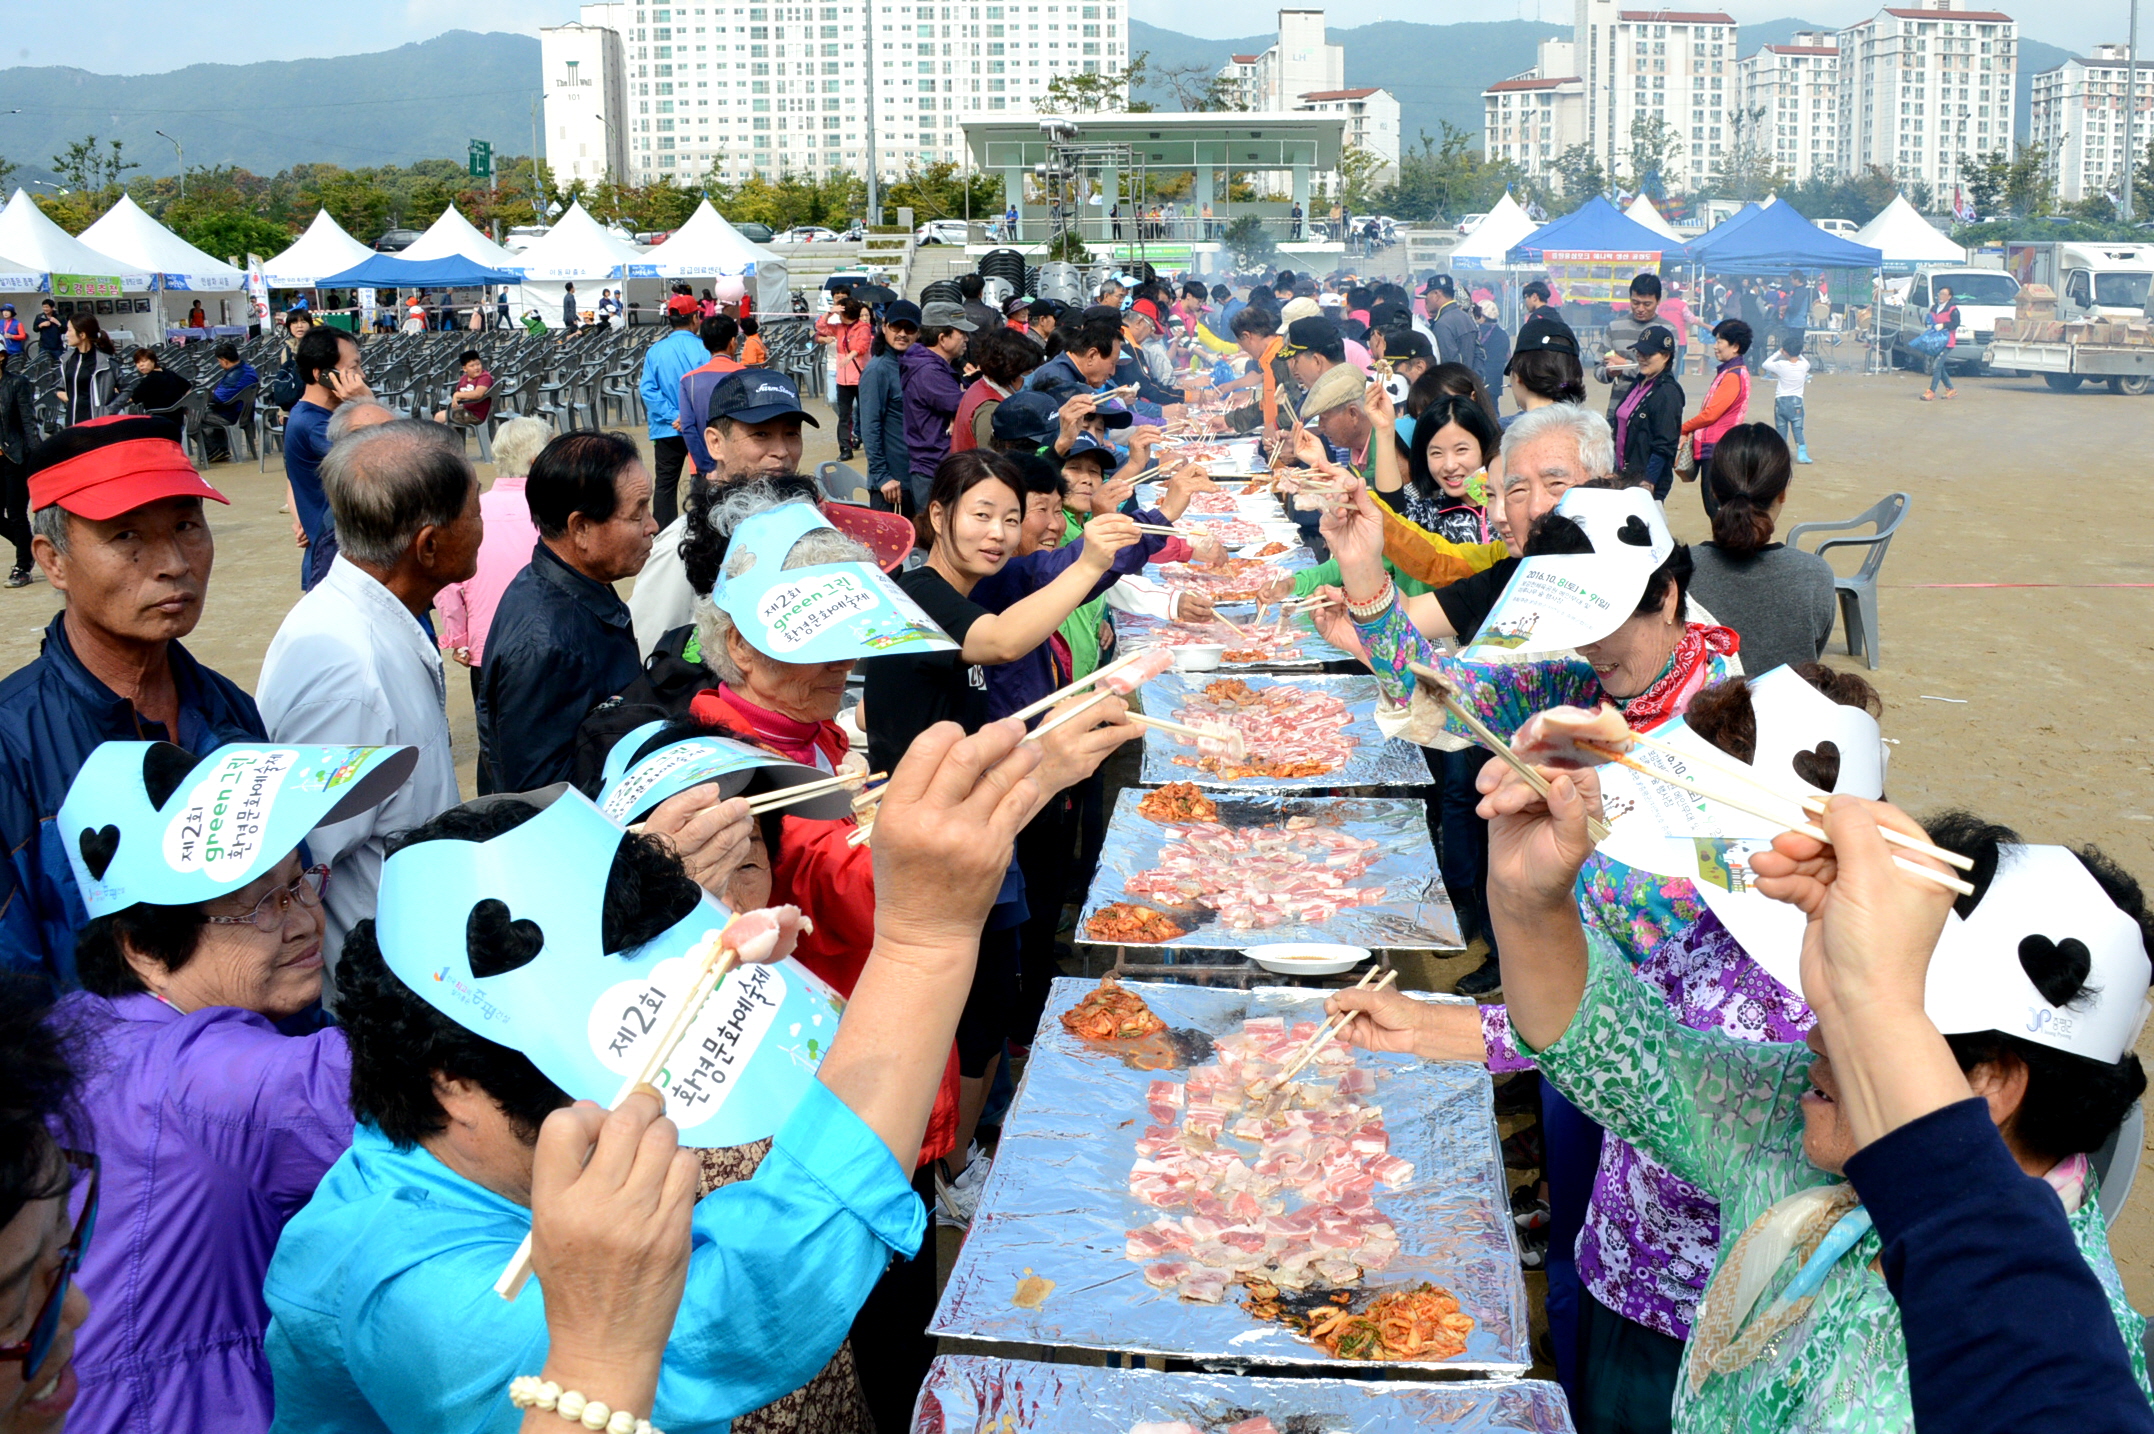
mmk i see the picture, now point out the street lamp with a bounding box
[154,130,183,200]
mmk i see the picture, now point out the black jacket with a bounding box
[0,370,33,465]
[1617,369,1685,488]
[477,542,644,793]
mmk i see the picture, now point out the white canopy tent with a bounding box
[512,202,643,328]
[402,205,526,271]
[0,189,157,342]
[1624,194,1683,241]
[1447,192,1540,272]
[261,210,377,290]
[642,200,791,316]
[79,193,249,332]
[0,256,41,295]
[1852,194,1967,268]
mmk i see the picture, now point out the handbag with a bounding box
[1909,326,1950,358]
[1674,439,1697,482]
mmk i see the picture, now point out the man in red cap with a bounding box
[0,415,266,982]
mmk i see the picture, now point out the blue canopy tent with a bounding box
[1506,196,1680,265]
[314,253,525,287]
[1682,201,1882,275]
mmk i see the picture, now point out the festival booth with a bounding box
[378,206,527,331]
[314,253,527,333]
[1624,194,1683,242]
[260,210,379,328]
[641,199,791,317]
[78,194,249,338]
[1506,196,1679,330]
[0,189,157,344]
[1685,198,1885,372]
[1852,194,1967,271]
[508,201,642,330]
[0,255,41,296]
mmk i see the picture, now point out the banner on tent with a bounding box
[0,272,39,293]
[50,273,123,299]
[1544,249,1658,304]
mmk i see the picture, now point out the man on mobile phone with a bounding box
[283,327,374,590]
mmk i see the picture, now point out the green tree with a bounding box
[50,135,139,193]
[1376,122,1521,223]
[1622,114,1682,202]
[1552,142,1606,205]
[1780,164,1900,225]
[2003,141,2053,217]
[174,210,294,263]
[1335,145,1388,211]
[1042,54,1147,113]
[2134,135,2154,219]
[1716,105,1786,202]
[297,168,395,243]
[0,155,16,195]
[1958,147,2009,216]
[1220,213,1275,267]
[879,160,1001,223]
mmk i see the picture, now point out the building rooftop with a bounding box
[1879,7,2015,19]
[1230,53,1260,63]
[1300,87,1382,100]
[1763,44,1840,54]
[1617,10,1739,22]
[1485,76,1580,91]
[962,111,1347,170]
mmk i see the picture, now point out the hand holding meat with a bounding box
[1030,691,1142,797]
[638,786,754,901]
[1476,759,1603,916]
[1075,513,1142,576]
[1508,705,1635,768]
[1326,987,1487,1064]
[871,718,1043,955]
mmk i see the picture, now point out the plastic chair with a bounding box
[2093,1100,2142,1228]
[1786,492,1911,671]
[200,384,258,464]
[257,405,286,472]
[818,460,870,504]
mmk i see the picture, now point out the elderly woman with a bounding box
[50,740,415,1434]
[1332,773,2154,1433]
[435,416,557,716]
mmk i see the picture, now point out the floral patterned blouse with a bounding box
[1519,928,2151,1433]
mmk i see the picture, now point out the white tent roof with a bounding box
[0,189,151,288]
[1624,194,1683,241]
[511,201,642,281]
[1448,192,1541,270]
[644,199,779,277]
[401,205,526,272]
[0,255,41,294]
[1852,194,1966,265]
[79,193,245,291]
[261,209,377,289]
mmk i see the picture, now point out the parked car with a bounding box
[782,225,841,243]
[915,218,971,245]
[374,228,424,253]
[1880,266,2021,373]
[1455,213,1488,236]
[735,221,776,243]
[1814,217,1858,237]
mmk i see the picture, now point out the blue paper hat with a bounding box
[59,742,418,917]
[711,500,958,665]
[375,785,844,1148]
[597,722,859,824]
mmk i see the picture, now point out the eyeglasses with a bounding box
[0,1151,97,1382]
[201,865,329,934]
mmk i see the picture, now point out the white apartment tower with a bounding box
[1482,39,1587,182]
[1574,3,1738,191]
[546,0,1129,187]
[1835,2,2016,197]
[541,21,633,185]
[1295,88,1402,178]
[1733,33,1839,182]
[2030,45,2153,202]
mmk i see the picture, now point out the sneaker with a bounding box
[1455,954,1503,997]
[934,1143,992,1228]
[4,567,28,589]
[1517,1223,1550,1269]
[1795,445,1813,464]
[1511,1185,1551,1232]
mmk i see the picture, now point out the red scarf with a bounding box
[1620,623,1739,730]
[689,685,849,771]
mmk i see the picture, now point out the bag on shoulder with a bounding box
[268,358,304,410]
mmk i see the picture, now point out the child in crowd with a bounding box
[1761,330,1813,464]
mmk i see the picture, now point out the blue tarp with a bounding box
[1683,201,1882,275]
[1506,196,1680,265]
[313,253,525,287]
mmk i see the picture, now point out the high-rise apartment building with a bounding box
[544,0,1130,187]
[1214,10,1401,176]
[2029,44,2153,202]
[1733,33,1839,182]
[1835,2,2016,197]
[1574,3,1738,190]
[541,21,633,186]
[1294,88,1401,178]
[1482,36,1587,182]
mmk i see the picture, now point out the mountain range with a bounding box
[0,19,2071,186]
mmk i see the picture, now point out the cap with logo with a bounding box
[1634,326,1676,359]
[1512,312,1581,357]
[1281,315,1345,361]
[27,415,229,521]
[1061,430,1118,466]
[882,299,923,327]
[1425,273,1456,297]
[919,300,978,332]
[706,368,822,428]
[992,389,1064,448]
[1385,329,1434,362]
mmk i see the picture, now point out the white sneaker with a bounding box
[934,1144,992,1229]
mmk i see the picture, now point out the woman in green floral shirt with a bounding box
[1333,770,2153,1434]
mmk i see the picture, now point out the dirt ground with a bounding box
[12,361,2154,1308]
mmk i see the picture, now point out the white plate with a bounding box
[1170,644,1227,671]
[1247,943,1373,976]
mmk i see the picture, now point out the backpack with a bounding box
[569,623,717,796]
[268,357,304,411]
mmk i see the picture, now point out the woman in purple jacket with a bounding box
[49,741,414,1434]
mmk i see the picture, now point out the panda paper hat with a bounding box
[375,784,844,1147]
[1925,845,2152,1063]
[59,742,418,918]
[710,500,957,665]
[1747,665,1885,800]
[597,722,858,825]
[1464,486,1673,657]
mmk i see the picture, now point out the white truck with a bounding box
[1985,241,2154,394]
[1880,267,2021,374]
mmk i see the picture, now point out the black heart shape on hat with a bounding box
[466,898,546,979]
[142,743,200,810]
[1790,741,1841,792]
[78,825,120,882]
[1616,516,1654,547]
[2018,934,2093,1009]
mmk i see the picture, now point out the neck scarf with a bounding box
[1616,622,1738,730]
[691,684,847,773]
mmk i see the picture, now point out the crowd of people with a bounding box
[0,249,2146,1434]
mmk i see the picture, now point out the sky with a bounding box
[0,0,2132,73]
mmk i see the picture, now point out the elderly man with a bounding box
[0,416,261,981]
[1299,364,1376,476]
[255,420,481,975]
[629,368,820,656]
[899,300,976,502]
[1281,315,1346,406]
[480,432,659,792]
[678,315,743,477]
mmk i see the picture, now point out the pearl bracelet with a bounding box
[1345,578,1396,623]
[508,1376,663,1434]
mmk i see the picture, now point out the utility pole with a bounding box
[865,0,881,225]
[154,130,183,201]
[532,94,546,224]
[2126,0,2141,221]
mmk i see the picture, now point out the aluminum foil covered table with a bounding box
[929,979,1529,1373]
[1115,610,1352,673]
[1079,791,1461,952]
[912,1355,1577,1432]
[1135,673,1431,791]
